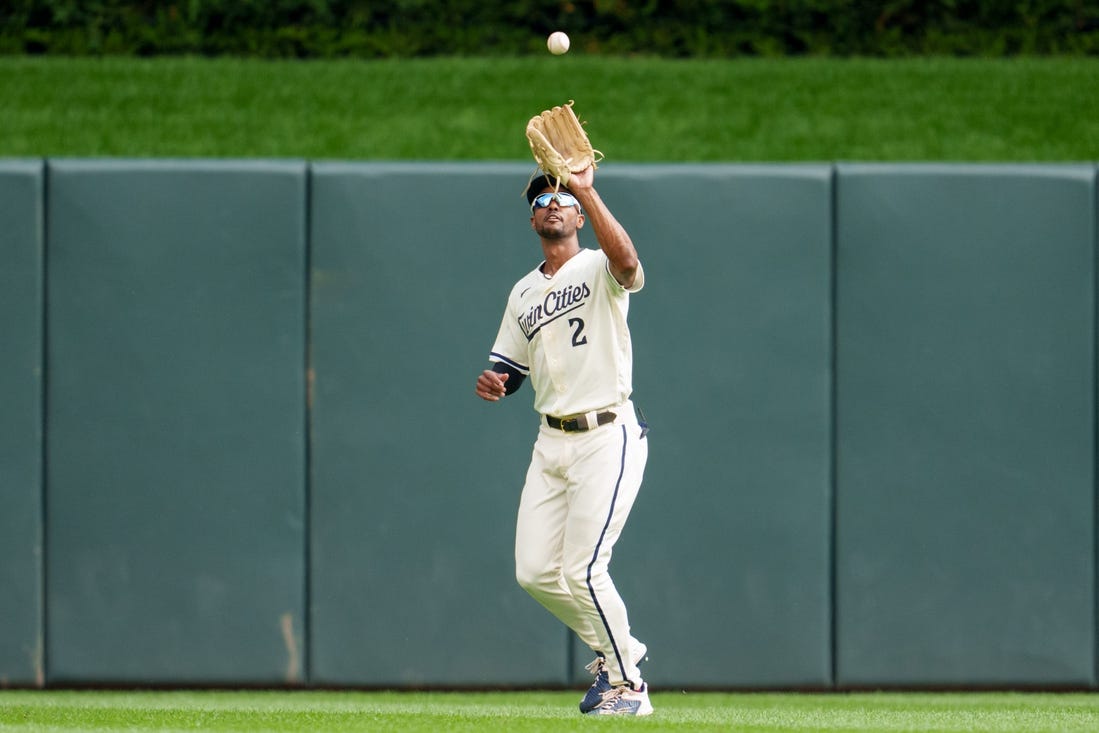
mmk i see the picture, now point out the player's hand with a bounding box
[568,165,594,191]
[476,370,509,401]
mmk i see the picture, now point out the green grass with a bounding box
[0,56,1096,161]
[2,690,1099,732]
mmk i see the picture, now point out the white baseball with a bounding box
[547,31,570,55]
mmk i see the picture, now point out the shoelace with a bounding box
[592,686,627,710]
[584,657,606,676]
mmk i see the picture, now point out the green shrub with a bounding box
[1,0,1097,56]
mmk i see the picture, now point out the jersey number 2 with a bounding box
[568,317,588,347]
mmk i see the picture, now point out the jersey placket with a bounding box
[540,320,570,398]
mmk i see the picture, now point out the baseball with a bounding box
[547,31,570,55]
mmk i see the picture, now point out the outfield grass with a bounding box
[0,56,1096,161]
[2,690,1099,732]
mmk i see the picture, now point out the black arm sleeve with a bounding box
[491,361,526,396]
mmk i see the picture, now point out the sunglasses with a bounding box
[530,191,581,213]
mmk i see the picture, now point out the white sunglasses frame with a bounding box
[530,191,581,213]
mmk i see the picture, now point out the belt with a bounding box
[545,411,617,433]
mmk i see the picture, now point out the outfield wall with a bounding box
[0,160,1095,690]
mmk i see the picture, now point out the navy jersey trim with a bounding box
[489,352,529,374]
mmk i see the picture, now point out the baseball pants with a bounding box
[514,402,648,689]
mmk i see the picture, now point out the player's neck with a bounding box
[540,239,581,277]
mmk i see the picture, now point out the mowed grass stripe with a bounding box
[0,56,1096,161]
[3,690,1099,732]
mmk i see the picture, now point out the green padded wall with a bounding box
[594,165,834,688]
[835,164,1096,687]
[0,161,44,687]
[308,162,568,687]
[13,160,1098,689]
[45,160,308,684]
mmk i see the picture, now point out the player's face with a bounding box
[531,189,584,239]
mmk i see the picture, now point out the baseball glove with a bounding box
[525,100,603,187]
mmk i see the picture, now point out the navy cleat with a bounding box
[578,644,648,714]
[586,683,653,716]
[578,656,610,713]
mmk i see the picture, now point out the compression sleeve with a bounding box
[491,361,526,396]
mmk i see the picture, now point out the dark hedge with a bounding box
[2,0,1098,57]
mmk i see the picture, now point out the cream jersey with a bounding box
[489,248,644,417]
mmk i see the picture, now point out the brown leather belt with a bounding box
[545,411,617,433]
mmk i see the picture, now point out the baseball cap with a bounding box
[524,174,572,207]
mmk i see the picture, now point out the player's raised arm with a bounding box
[567,166,639,289]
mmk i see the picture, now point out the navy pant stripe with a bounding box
[585,425,637,689]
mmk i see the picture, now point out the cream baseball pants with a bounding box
[514,403,648,690]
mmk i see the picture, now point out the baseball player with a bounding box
[474,165,651,716]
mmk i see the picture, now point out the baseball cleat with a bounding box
[578,643,648,714]
[585,683,653,716]
[579,656,610,713]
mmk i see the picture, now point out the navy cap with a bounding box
[524,174,572,206]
